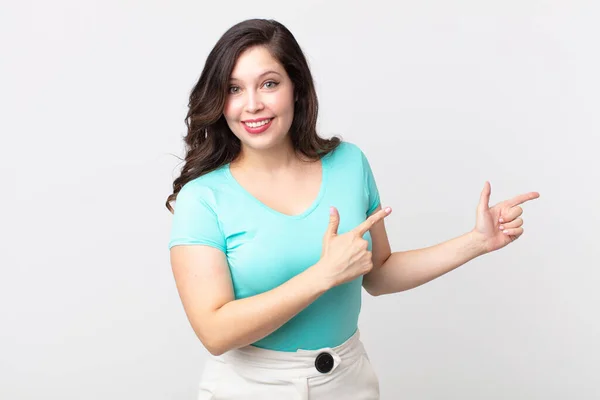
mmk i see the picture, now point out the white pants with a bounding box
[197,329,380,399]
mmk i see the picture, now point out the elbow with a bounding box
[363,256,391,297]
[362,276,383,297]
[198,333,229,356]
[365,285,384,297]
[205,343,226,357]
[191,306,245,356]
[197,323,241,356]
[364,287,382,297]
[192,323,230,356]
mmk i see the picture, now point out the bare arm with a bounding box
[363,184,539,296]
[364,231,486,295]
[363,204,486,295]
[171,245,329,356]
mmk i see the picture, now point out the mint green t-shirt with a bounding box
[168,141,380,351]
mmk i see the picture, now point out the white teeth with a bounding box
[244,119,271,128]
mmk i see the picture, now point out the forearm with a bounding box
[364,231,487,295]
[206,264,329,355]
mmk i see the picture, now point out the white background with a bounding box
[1,0,598,398]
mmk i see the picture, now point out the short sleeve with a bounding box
[361,150,381,216]
[168,184,226,252]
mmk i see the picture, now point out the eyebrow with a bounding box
[229,70,282,82]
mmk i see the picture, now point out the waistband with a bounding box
[213,328,366,379]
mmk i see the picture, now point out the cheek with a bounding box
[223,98,240,120]
[269,92,295,115]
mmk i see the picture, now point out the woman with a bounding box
[166,18,539,399]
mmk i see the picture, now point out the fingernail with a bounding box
[499,225,504,230]
[330,206,335,215]
[384,207,391,213]
[499,218,504,223]
[503,230,509,234]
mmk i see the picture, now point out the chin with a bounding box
[239,133,289,151]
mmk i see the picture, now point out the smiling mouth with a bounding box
[243,118,273,128]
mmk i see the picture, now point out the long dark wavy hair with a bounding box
[165,19,341,213]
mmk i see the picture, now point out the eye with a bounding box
[228,86,240,94]
[263,80,279,89]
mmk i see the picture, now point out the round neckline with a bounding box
[224,153,331,220]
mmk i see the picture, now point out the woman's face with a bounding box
[223,45,296,152]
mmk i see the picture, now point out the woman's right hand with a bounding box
[316,206,392,288]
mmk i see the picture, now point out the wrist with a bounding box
[306,261,334,294]
[467,230,490,257]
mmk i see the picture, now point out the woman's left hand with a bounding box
[473,181,540,253]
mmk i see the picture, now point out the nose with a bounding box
[245,91,264,113]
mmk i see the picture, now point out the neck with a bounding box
[232,139,300,174]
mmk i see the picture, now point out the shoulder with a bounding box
[176,166,229,208]
[326,141,374,170]
[327,140,365,161]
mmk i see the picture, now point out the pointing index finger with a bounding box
[353,207,391,236]
[507,192,540,208]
